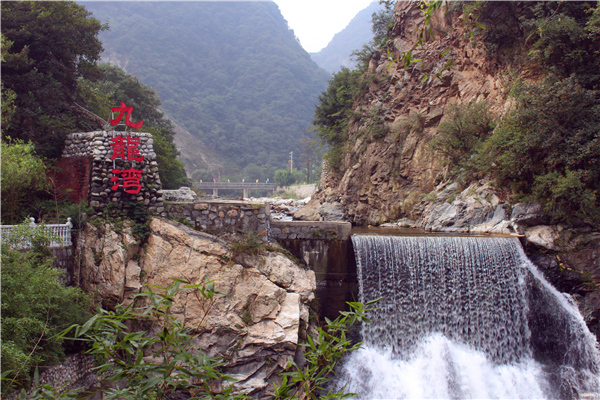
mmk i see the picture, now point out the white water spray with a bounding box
[336,235,599,399]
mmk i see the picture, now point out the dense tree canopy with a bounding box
[0,140,48,224]
[1,1,106,159]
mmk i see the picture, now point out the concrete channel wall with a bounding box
[270,220,351,241]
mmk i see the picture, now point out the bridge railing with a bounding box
[1,218,73,248]
[195,182,277,189]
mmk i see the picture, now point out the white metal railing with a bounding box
[1,217,73,248]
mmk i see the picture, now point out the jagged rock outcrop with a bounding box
[74,218,316,396]
[309,1,510,226]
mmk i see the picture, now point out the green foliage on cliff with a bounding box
[57,279,246,400]
[372,0,396,49]
[274,298,380,400]
[314,0,600,224]
[429,101,496,178]
[52,277,377,400]
[480,76,600,223]
[468,1,600,90]
[433,76,600,224]
[1,225,90,394]
[81,1,330,173]
[313,68,366,173]
[451,1,600,224]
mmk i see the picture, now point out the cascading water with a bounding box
[336,235,599,399]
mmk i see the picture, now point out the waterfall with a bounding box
[336,235,600,399]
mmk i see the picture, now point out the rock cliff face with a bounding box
[73,218,316,396]
[310,1,510,226]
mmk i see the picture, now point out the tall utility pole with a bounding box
[289,151,293,172]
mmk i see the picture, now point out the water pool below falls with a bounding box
[335,235,600,399]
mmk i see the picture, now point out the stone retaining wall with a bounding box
[6,353,97,399]
[61,131,163,215]
[37,353,96,388]
[159,200,270,239]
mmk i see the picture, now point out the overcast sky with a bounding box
[272,0,375,53]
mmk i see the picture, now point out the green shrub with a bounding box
[430,100,496,176]
[313,68,367,176]
[274,169,301,187]
[60,201,94,230]
[58,279,247,400]
[0,140,49,224]
[273,298,380,399]
[322,145,347,174]
[100,200,151,241]
[527,2,600,89]
[231,231,265,256]
[478,76,600,223]
[365,107,390,141]
[1,223,90,394]
[533,170,599,223]
[17,278,378,400]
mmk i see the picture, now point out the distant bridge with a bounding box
[195,182,277,197]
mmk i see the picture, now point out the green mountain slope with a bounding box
[81,1,330,175]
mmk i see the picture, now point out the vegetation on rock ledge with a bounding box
[313,0,600,225]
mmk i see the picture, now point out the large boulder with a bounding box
[317,201,347,222]
[415,181,515,234]
[75,218,316,396]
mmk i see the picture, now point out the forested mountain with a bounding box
[310,1,380,74]
[81,1,330,176]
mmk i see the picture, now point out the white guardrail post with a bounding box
[1,218,73,248]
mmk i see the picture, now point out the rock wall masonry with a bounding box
[61,131,163,214]
[160,200,271,239]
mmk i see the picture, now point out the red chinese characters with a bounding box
[109,138,144,194]
[110,168,143,194]
[110,102,144,129]
[108,103,145,195]
[110,136,144,162]
[126,137,144,162]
